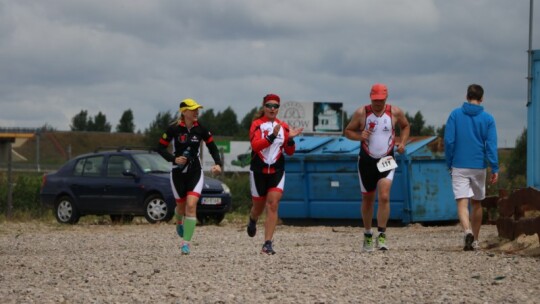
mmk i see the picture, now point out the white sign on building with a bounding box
[278,101,343,134]
[201,141,251,172]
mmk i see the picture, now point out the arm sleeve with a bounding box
[156,128,175,163]
[283,125,295,156]
[250,121,272,153]
[485,116,499,173]
[202,127,222,166]
[444,113,455,170]
[205,141,223,166]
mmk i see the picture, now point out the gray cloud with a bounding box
[0,0,538,147]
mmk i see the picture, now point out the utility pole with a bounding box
[527,0,538,188]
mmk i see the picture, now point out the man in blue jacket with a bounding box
[444,84,499,251]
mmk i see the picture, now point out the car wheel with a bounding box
[55,196,80,224]
[196,214,207,225]
[110,215,134,224]
[144,194,172,223]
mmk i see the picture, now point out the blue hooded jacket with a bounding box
[444,102,499,173]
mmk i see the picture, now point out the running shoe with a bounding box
[363,233,374,252]
[176,224,184,238]
[181,242,190,255]
[247,218,257,237]
[464,233,474,251]
[376,232,388,251]
[261,241,276,255]
[472,240,480,251]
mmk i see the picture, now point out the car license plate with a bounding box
[201,197,221,205]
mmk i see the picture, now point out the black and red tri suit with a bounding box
[156,121,222,204]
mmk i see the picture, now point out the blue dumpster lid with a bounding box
[321,137,359,153]
[294,136,334,153]
[291,135,440,157]
[404,136,437,155]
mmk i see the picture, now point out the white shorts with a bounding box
[451,168,486,200]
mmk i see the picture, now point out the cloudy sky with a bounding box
[1,0,539,147]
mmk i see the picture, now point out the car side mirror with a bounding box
[122,170,138,178]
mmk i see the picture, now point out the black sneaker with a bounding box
[261,241,276,255]
[464,233,474,251]
[247,217,257,237]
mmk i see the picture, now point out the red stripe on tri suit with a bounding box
[187,191,201,198]
[268,187,283,193]
[252,195,265,202]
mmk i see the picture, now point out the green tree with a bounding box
[144,111,175,146]
[70,110,89,131]
[199,109,217,134]
[116,109,135,133]
[237,107,259,138]
[507,128,527,179]
[421,125,436,136]
[406,111,424,136]
[436,124,445,138]
[215,107,239,136]
[86,117,95,131]
[240,107,259,130]
[404,111,436,136]
[90,112,111,132]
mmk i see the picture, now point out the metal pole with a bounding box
[36,130,41,172]
[6,141,13,219]
[526,0,537,187]
[527,0,534,107]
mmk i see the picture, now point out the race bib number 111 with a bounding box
[376,156,398,173]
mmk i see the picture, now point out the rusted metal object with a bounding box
[484,187,540,243]
[481,195,499,224]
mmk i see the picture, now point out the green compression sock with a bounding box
[183,217,197,242]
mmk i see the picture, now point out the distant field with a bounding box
[10,131,147,168]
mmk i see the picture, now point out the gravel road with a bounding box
[1,221,539,303]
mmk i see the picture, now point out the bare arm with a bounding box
[344,107,369,141]
[393,106,410,154]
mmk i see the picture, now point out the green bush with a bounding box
[0,172,46,217]
[220,173,251,214]
[0,171,253,220]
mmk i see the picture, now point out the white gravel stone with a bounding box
[0,222,539,303]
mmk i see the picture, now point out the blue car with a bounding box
[40,148,232,224]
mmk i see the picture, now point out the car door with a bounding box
[101,155,144,213]
[69,155,105,212]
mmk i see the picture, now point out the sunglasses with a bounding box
[264,103,280,109]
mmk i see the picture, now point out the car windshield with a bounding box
[132,153,171,173]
